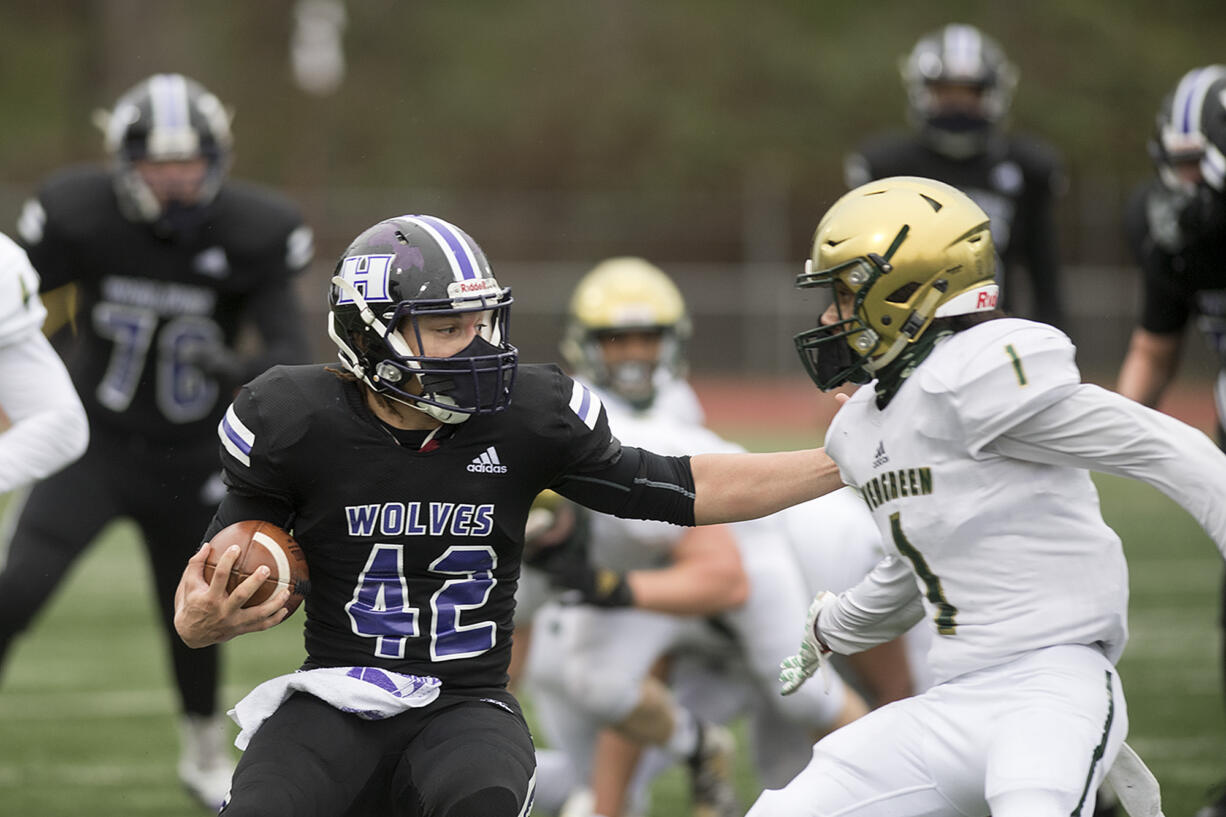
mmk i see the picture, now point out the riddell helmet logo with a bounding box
[467,445,508,474]
[449,278,500,297]
[976,289,998,309]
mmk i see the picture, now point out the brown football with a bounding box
[202,520,310,616]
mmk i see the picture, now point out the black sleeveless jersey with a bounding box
[215,363,695,690]
[845,132,1066,328]
[1125,181,1226,370]
[17,165,312,442]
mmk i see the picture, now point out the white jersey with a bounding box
[590,391,741,571]
[0,232,46,347]
[0,231,89,492]
[826,319,1130,683]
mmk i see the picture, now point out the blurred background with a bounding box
[2,0,1224,388]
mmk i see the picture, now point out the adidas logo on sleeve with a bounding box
[467,445,508,474]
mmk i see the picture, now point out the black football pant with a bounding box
[221,688,536,817]
[0,431,221,716]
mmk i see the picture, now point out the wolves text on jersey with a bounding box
[858,467,933,511]
[345,502,496,538]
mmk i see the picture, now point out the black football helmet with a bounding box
[900,24,1017,159]
[102,73,233,231]
[1150,65,1226,193]
[1144,66,1226,250]
[327,215,517,424]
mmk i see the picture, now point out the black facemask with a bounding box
[815,337,871,388]
[417,335,516,416]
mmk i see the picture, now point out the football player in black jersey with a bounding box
[0,73,314,809]
[1116,65,1226,817]
[844,23,1067,330]
[172,214,845,817]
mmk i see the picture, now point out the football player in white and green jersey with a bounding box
[751,176,1226,817]
[0,230,87,491]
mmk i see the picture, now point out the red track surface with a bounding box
[692,375,1220,438]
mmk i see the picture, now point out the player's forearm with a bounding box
[690,448,842,525]
[626,559,748,615]
[817,556,925,655]
[1116,329,1180,407]
[0,332,88,491]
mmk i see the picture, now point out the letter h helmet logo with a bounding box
[336,254,394,304]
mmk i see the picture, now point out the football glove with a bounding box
[557,564,635,608]
[523,496,636,608]
[779,591,836,696]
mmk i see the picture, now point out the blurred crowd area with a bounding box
[1,0,1223,379]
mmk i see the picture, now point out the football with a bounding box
[202,520,310,616]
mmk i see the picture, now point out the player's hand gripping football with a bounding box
[779,591,837,695]
[174,541,293,648]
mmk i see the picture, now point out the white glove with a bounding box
[779,591,836,696]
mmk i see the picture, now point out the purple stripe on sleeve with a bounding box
[223,416,252,455]
[578,385,592,422]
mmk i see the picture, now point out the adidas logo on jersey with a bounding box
[872,441,889,468]
[467,446,508,474]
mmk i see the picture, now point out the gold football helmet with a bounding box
[561,257,690,407]
[795,176,998,390]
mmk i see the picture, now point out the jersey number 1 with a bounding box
[890,512,958,635]
[345,543,497,661]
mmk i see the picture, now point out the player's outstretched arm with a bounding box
[0,330,88,492]
[989,384,1226,555]
[174,542,291,648]
[690,448,843,525]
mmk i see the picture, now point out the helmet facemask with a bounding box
[794,256,886,390]
[585,326,685,409]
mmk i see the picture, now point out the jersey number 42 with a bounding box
[345,544,497,661]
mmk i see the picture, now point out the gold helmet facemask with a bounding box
[795,176,999,391]
[561,257,690,408]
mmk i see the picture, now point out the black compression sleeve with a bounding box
[200,490,296,545]
[553,446,696,527]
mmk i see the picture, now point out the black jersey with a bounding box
[213,363,696,689]
[1125,181,1226,368]
[845,132,1066,328]
[16,165,312,442]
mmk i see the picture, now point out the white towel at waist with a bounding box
[229,666,442,749]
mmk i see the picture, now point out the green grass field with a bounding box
[0,471,1222,816]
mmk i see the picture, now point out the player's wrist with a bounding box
[586,567,635,607]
